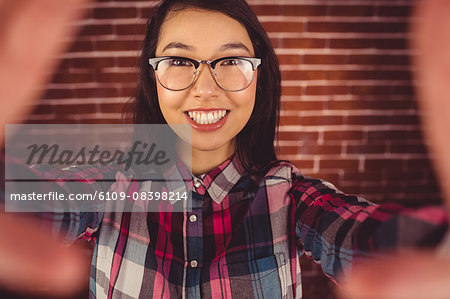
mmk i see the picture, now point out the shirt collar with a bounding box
[199,153,246,204]
[157,152,246,205]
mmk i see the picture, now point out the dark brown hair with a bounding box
[127,0,281,174]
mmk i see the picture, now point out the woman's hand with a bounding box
[0,0,88,134]
[0,0,91,297]
[338,1,450,298]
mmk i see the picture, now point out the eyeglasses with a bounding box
[148,56,261,92]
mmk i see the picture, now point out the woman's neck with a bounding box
[176,139,236,175]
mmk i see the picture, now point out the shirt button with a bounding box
[190,260,198,268]
[194,179,202,188]
[189,214,197,223]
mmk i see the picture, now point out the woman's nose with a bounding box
[190,64,220,98]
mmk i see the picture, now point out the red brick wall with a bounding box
[24,1,441,298]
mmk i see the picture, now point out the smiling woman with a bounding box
[131,0,281,177]
[153,7,259,174]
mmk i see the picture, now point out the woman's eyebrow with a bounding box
[162,42,195,53]
[219,42,251,54]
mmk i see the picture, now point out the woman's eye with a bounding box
[168,59,190,67]
[220,59,241,66]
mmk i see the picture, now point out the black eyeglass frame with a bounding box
[148,56,261,92]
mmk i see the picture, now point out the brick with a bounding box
[139,6,157,19]
[365,159,403,170]
[327,100,371,110]
[97,72,137,83]
[369,100,414,110]
[31,105,54,115]
[67,40,94,53]
[306,85,349,95]
[404,158,434,170]
[367,130,410,141]
[351,85,393,95]
[384,170,425,181]
[119,87,136,97]
[299,145,342,155]
[403,183,441,194]
[304,54,348,65]
[42,88,74,99]
[329,38,372,49]
[343,171,383,181]
[57,59,71,74]
[308,22,407,33]
[93,7,137,19]
[74,87,119,98]
[346,144,386,154]
[277,131,319,142]
[25,119,60,124]
[117,57,139,68]
[70,57,115,69]
[385,131,424,143]
[96,40,141,51]
[281,101,323,111]
[278,54,302,65]
[346,115,388,125]
[377,5,411,17]
[54,104,97,114]
[388,115,420,125]
[330,5,374,17]
[360,185,403,195]
[374,38,408,50]
[99,104,126,113]
[52,73,94,84]
[349,54,410,66]
[276,146,299,155]
[301,115,344,126]
[262,21,303,33]
[328,70,411,81]
[330,38,407,50]
[279,116,301,126]
[392,85,414,95]
[281,5,327,16]
[78,24,113,36]
[72,118,122,124]
[282,70,327,81]
[281,86,302,96]
[281,38,326,49]
[324,131,363,140]
[116,24,146,36]
[250,5,326,16]
[320,159,359,170]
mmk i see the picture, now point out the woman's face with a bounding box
[155,7,257,159]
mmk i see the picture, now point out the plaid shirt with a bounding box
[5,154,448,299]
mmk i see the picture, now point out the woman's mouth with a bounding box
[186,109,229,124]
[184,109,230,131]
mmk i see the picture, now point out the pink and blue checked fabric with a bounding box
[10,154,448,299]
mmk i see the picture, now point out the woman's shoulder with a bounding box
[256,160,302,184]
[259,160,345,193]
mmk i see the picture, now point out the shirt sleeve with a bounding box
[289,171,449,281]
[4,158,121,243]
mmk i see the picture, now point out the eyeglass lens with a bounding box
[156,58,255,91]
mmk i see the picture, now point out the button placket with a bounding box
[185,191,203,297]
[190,260,198,268]
[189,214,197,222]
[194,178,202,188]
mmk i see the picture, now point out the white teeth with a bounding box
[187,110,228,124]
